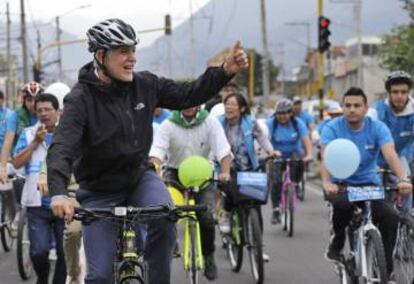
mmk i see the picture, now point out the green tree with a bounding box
[379,0,414,73]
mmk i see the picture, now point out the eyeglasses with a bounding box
[276,111,292,116]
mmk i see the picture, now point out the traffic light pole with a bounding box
[318,0,325,120]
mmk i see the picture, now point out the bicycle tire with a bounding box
[188,221,199,284]
[226,209,243,272]
[17,207,33,280]
[283,184,294,237]
[365,229,388,284]
[0,195,14,252]
[247,208,264,284]
[393,215,414,284]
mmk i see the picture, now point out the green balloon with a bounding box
[178,155,213,189]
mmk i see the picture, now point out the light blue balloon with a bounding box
[324,139,360,179]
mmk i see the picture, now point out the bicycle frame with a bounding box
[280,161,298,212]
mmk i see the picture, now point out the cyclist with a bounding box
[207,82,240,117]
[292,96,315,133]
[218,93,275,229]
[266,99,313,224]
[46,18,248,284]
[38,83,82,284]
[153,107,171,124]
[149,106,232,280]
[317,101,343,135]
[13,93,66,284]
[372,71,414,211]
[320,87,412,278]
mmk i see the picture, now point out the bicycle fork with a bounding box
[183,199,203,271]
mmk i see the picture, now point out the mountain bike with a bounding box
[333,185,389,284]
[74,204,206,284]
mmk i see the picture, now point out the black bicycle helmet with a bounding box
[275,99,293,113]
[87,19,138,53]
[385,71,413,92]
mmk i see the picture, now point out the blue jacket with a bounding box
[374,99,414,167]
[219,115,259,170]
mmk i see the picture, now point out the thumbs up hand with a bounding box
[223,40,249,75]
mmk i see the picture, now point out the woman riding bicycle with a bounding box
[266,99,313,224]
[217,93,276,234]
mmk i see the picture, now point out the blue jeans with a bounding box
[27,206,66,284]
[77,169,176,284]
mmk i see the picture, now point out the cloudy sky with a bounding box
[6,0,210,47]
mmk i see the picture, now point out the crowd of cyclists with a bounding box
[0,17,412,284]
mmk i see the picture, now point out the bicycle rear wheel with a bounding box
[226,209,243,272]
[393,216,414,284]
[0,194,14,252]
[17,207,33,280]
[282,185,294,237]
[365,229,388,284]
[247,208,264,284]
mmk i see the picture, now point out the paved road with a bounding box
[0,180,339,284]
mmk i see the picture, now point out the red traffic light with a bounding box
[320,17,331,28]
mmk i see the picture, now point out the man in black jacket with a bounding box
[47,19,247,284]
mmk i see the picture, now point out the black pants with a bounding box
[164,169,216,256]
[328,193,398,274]
[268,159,304,209]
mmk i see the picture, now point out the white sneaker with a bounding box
[219,211,231,234]
[49,248,57,261]
[262,253,270,262]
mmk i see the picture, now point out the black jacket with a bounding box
[47,62,233,196]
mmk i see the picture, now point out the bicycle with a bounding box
[333,185,390,284]
[165,178,211,284]
[0,181,16,252]
[271,158,304,237]
[297,161,308,202]
[74,204,206,284]
[220,170,268,284]
[380,170,414,284]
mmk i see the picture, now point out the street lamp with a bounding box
[56,4,91,81]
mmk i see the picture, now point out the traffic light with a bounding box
[165,14,172,35]
[32,64,44,83]
[318,16,331,53]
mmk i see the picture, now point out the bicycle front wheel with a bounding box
[17,207,33,280]
[188,220,200,284]
[365,229,388,284]
[282,185,294,237]
[226,209,243,272]
[247,208,264,284]
[0,194,15,252]
[393,216,414,284]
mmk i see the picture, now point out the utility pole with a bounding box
[6,2,12,102]
[56,16,63,81]
[259,0,271,101]
[189,0,196,78]
[317,0,325,120]
[20,0,29,82]
[354,1,363,89]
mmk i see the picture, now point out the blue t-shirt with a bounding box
[296,111,314,129]
[267,117,308,159]
[317,118,331,134]
[0,108,17,148]
[15,131,53,207]
[374,100,414,167]
[153,109,171,124]
[321,116,393,185]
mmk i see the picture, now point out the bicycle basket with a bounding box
[237,172,268,204]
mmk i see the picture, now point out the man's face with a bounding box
[343,96,367,124]
[219,86,237,101]
[292,102,302,114]
[36,101,58,129]
[389,84,410,113]
[154,108,162,117]
[24,95,36,114]
[181,107,198,119]
[100,46,136,82]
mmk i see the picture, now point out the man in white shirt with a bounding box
[150,106,232,281]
